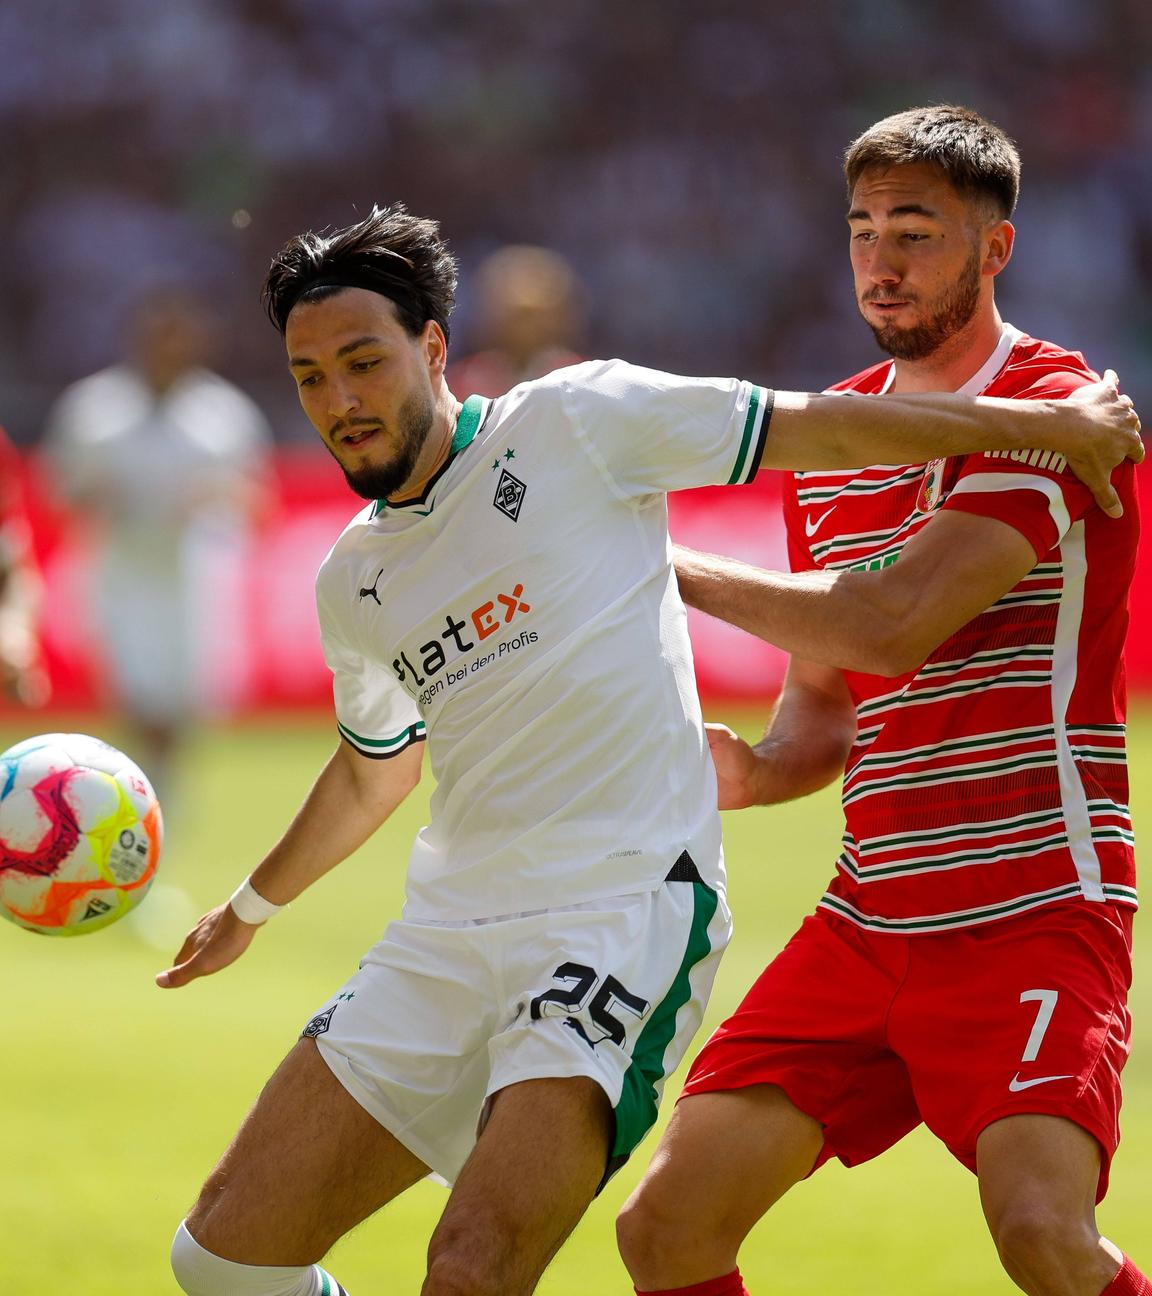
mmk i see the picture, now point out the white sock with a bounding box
[171,1222,348,1296]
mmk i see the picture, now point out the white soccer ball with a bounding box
[0,733,163,936]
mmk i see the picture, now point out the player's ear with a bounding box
[422,320,448,378]
[984,219,1014,277]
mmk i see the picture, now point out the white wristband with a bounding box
[229,877,285,925]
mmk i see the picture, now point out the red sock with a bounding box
[1101,1257,1152,1296]
[635,1271,749,1296]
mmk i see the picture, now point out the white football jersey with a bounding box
[317,359,773,920]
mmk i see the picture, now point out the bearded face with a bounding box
[329,387,436,501]
[861,243,983,362]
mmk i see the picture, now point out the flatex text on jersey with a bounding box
[387,581,537,707]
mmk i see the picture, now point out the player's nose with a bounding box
[327,381,360,421]
[867,252,902,284]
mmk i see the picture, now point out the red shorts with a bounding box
[682,901,1133,1200]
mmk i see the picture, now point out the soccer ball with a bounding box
[0,733,162,936]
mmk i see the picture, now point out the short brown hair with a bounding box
[844,105,1020,220]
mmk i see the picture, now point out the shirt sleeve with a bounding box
[558,359,774,499]
[316,579,425,760]
[941,371,1097,560]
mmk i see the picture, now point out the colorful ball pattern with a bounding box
[0,733,162,936]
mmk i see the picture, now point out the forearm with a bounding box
[765,390,1081,472]
[678,548,910,676]
[747,701,853,805]
[248,742,420,905]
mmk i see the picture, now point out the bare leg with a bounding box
[422,1075,613,1296]
[188,1038,430,1265]
[978,1114,1123,1296]
[617,1085,824,1290]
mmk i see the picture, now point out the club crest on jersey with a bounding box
[493,469,527,522]
[917,457,947,512]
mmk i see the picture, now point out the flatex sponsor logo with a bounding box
[391,582,537,705]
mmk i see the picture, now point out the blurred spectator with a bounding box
[448,245,585,397]
[42,288,273,798]
[0,426,49,707]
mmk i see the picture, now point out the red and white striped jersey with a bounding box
[783,325,1139,933]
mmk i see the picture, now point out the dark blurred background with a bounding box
[3,0,1150,445]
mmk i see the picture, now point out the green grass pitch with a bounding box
[1,708,1148,1294]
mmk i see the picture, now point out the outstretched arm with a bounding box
[156,737,424,988]
[763,371,1143,517]
[676,507,1038,678]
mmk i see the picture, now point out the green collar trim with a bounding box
[452,394,486,454]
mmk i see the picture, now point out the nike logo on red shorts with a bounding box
[1008,1072,1074,1092]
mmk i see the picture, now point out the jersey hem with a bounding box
[817,887,1138,935]
[400,868,728,926]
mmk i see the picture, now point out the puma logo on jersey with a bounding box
[804,507,835,538]
[359,568,385,604]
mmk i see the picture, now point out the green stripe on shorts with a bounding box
[611,880,719,1160]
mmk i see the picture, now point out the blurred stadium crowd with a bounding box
[2,0,1151,446]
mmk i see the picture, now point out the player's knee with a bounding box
[424,1223,529,1296]
[423,1251,505,1296]
[616,1185,689,1275]
[993,1202,1098,1285]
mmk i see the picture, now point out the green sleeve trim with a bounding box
[726,385,773,484]
[337,719,426,759]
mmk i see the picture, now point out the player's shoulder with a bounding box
[825,360,893,395]
[488,358,671,433]
[315,501,380,598]
[45,366,144,440]
[508,357,640,399]
[54,364,139,409]
[989,334,1100,399]
[182,369,269,426]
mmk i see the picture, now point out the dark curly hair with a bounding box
[844,105,1020,222]
[261,204,459,340]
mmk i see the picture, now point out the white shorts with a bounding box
[303,855,731,1184]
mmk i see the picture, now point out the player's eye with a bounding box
[851,230,876,242]
[350,359,380,373]
[298,373,321,388]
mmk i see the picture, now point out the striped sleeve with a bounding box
[942,371,1098,560]
[943,459,1090,559]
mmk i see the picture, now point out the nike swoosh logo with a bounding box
[805,506,836,538]
[1008,1072,1075,1092]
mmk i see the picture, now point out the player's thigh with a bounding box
[896,902,1132,1190]
[679,911,919,1172]
[426,1074,613,1292]
[619,1085,823,1254]
[977,1112,1104,1238]
[188,1037,430,1265]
